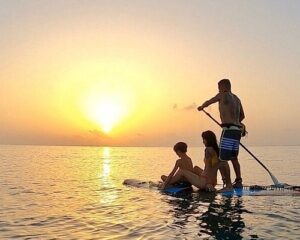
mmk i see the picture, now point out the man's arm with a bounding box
[239,102,247,136]
[197,93,221,111]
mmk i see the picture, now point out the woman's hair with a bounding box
[201,130,219,156]
[173,142,187,153]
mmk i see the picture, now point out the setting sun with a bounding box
[84,94,126,133]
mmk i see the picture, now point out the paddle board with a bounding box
[123,179,192,195]
[123,179,300,196]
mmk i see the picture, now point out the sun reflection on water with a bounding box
[101,147,111,178]
[99,147,117,205]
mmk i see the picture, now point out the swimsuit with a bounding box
[211,152,218,167]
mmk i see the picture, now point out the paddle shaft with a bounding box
[202,109,280,185]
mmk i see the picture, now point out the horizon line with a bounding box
[1,143,300,148]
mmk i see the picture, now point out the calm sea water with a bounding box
[0,145,299,239]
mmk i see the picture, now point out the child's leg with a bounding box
[165,169,193,185]
[161,175,168,181]
[167,171,184,185]
[193,166,203,176]
[180,169,206,189]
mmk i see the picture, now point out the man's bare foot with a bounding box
[232,178,243,188]
[205,184,216,192]
[217,186,234,193]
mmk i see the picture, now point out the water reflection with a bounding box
[199,195,248,239]
[101,147,111,178]
[98,147,117,205]
[164,193,249,239]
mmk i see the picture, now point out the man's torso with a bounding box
[218,92,241,126]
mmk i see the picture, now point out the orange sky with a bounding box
[1,1,300,146]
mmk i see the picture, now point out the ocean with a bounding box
[0,145,299,239]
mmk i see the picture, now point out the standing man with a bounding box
[197,79,245,191]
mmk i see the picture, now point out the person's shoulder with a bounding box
[186,156,193,163]
[215,92,223,98]
[179,156,192,163]
[232,93,241,101]
[205,147,215,154]
[176,158,183,165]
[178,156,190,162]
[218,92,229,99]
[205,147,216,156]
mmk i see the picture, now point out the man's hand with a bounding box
[197,105,204,111]
[241,123,247,137]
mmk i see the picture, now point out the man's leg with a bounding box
[218,128,234,192]
[219,166,227,187]
[231,157,243,187]
[218,161,233,192]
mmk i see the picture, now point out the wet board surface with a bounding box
[123,179,300,196]
[220,187,300,197]
[123,179,192,195]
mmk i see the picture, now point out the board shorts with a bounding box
[219,125,242,161]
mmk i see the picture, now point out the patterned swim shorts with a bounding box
[219,126,242,161]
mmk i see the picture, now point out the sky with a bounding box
[1,0,300,146]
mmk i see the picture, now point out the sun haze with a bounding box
[1,1,300,146]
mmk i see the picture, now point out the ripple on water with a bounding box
[1,145,300,239]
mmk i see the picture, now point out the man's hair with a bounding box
[173,142,187,153]
[218,79,231,90]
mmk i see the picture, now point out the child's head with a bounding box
[173,142,187,156]
[201,130,219,156]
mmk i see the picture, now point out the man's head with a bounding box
[218,79,231,92]
[173,142,187,156]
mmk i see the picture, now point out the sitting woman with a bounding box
[162,130,221,191]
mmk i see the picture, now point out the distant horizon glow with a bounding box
[1,1,300,146]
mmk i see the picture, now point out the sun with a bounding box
[96,100,123,133]
[84,94,126,133]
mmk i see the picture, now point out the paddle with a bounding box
[202,109,283,187]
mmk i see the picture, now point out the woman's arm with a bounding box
[203,148,216,183]
[204,148,212,170]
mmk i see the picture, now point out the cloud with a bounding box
[183,102,197,111]
[172,103,197,111]
[88,129,109,138]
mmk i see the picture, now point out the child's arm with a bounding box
[160,160,180,189]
